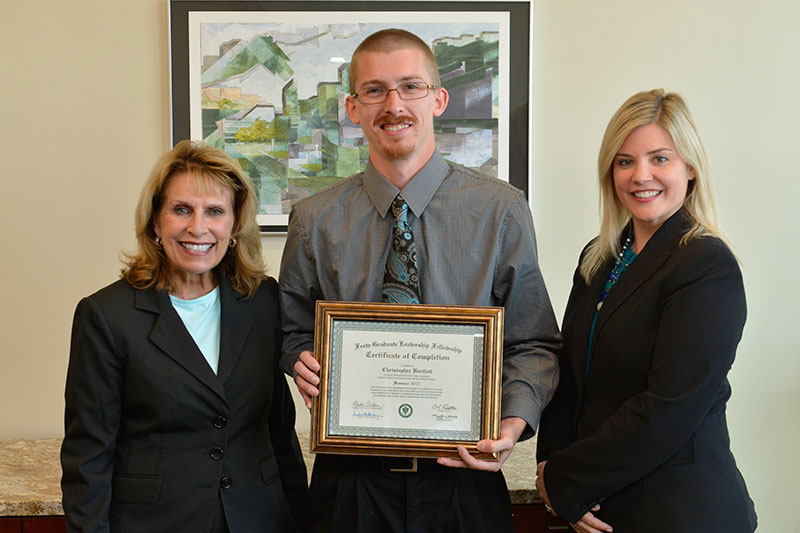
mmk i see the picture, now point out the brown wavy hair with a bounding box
[122,140,266,297]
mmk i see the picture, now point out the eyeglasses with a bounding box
[352,83,438,104]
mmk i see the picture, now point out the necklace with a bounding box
[596,234,636,311]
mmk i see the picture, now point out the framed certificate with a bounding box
[311,301,504,460]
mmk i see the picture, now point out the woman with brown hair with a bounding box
[61,140,306,532]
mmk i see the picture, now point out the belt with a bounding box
[361,456,439,473]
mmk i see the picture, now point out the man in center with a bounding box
[279,28,561,532]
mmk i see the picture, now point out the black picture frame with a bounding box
[170,1,530,232]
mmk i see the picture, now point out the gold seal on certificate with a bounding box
[311,301,503,460]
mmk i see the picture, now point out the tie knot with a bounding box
[391,195,409,223]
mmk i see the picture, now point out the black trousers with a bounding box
[307,454,513,533]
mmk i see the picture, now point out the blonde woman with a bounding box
[535,90,756,533]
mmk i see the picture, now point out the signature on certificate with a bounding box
[352,399,385,420]
[431,403,459,422]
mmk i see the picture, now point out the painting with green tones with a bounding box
[171,2,530,231]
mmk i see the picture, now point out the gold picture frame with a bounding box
[311,301,504,460]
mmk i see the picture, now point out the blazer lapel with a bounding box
[216,277,255,385]
[592,210,691,344]
[137,287,228,402]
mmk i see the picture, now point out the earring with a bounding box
[229,238,237,248]
[154,236,162,247]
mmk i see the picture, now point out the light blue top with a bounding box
[169,287,221,374]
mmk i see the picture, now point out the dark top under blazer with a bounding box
[61,276,307,532]
[537,210,756,532]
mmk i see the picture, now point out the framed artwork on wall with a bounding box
[170,1,530,232]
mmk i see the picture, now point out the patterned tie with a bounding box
[382,195,421,304]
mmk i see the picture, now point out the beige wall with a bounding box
[2,0,797,530]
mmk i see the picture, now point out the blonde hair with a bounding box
[580,89,723,283]
[122,140,266,297]
[349,28,441,93]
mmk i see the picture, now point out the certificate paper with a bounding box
[331,322,484,441]
[311,301,503,459]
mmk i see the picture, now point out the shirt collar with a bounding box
[363,150,450,219]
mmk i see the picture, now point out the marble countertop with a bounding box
[0,435,540,516]
[0,439,64,516]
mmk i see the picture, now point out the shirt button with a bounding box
[220,476,232,490]
[210,447,224,460]
[213,416,227,429]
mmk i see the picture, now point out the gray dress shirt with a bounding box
[279,150,561,433]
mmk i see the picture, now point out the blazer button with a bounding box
[220,476,232,490]
[210,447,224,460]
[213,415,227,429]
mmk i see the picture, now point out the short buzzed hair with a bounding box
[349,29,441,93]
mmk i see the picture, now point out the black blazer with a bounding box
[61,276,307,532]
[537,210,756,532]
